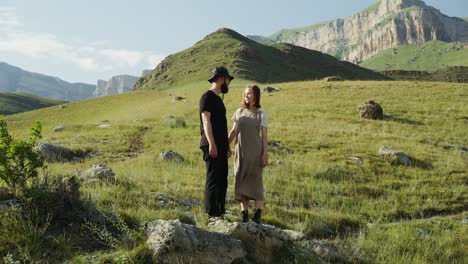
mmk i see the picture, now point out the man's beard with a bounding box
[221,83,229,94]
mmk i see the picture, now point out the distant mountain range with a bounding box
[248,0,468,64]
[0,62,149,101]
[0,62,95,101]
[0,92,66,115]
[135,28,386,90]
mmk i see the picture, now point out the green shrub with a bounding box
[0,119,43,195]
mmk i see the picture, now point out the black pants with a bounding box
[202,146,228,217]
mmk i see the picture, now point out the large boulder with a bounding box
[379,146,412,165]
[323,76,344,82]
[359,100,384,120]
[36,142,80,162]
[207,220,292,264]
[159,150,184,162]
[146,219,246,264]
[78,164,116,183]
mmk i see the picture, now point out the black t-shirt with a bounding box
[199,90,228,152]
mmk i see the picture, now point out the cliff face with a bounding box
[95,75,139,97]
[254,0,468,63]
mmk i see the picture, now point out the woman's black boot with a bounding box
[252,209,262,224]
[242,209,249,223]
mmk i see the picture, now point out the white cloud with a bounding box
[0,6,164,76]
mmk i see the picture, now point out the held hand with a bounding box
[261,153,268,168]
[209,144,218,158]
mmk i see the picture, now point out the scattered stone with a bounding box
[302,239,344,263]
[263,86,280,93]
[52,125,65,132]
[348,157,362,165]
[59,105,66,109]
[323,76,344,82]
[0,187,12,201]
[416,228,431,237]
[172,96,186,102]
[282,229,306,241]
[268,140,292,154]
[379,146,412,165]
[150,192,199,207]
[275,160,285,166]
[98,124,112,128]
[359,100,384,120]
[146,219,246,264]
[462,218,468,224]
[159,150,184,162]
[78,164,116,183]
[36,142,81,162]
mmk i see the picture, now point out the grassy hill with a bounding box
[2,78,467,263]
[135,28,386,90]
[361,41,468,72]
[0,92,66,115]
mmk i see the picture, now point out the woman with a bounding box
[228,84,268,224]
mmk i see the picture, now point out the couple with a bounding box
[199,67,268,224]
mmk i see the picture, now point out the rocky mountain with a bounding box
[0,62,95,101]
[95,75,139,97]
[248,0,468,64]
[135,28,386,90]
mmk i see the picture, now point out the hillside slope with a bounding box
[0,92,66,115]
[361,41,468,71]
[135,28,385,90]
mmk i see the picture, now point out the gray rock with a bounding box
[379,146,412,165]
[98,124,112,128]
[462,218,468,224]
[150,192,199,208]
[323,76,344,82]
[36,142,80,162]
[263,86,280,93]
[52,125,65,132]
[78,164,116,183]
[208,220,287,264]
[359,100,383,120]
[159,150,184,162]
[302,239,344,263]
[146,219,246,264]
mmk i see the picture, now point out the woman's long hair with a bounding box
[242,84,261,109]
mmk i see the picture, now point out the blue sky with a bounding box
[0,0,466,84]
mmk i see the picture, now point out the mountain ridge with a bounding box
[135,28,386,90]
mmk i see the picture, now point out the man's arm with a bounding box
[201,111,218,158]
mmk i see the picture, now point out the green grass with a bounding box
[135,28,385,90]
[2,79,468,263]
[361,41,468,72]
[0,92,66,115]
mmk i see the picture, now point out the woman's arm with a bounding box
[261,127,268,167]
[228,121,238,145]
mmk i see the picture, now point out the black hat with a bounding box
[208,66,234,83]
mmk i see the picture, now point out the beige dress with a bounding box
[232,108,268,201]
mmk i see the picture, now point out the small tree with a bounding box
[0,119,44,194]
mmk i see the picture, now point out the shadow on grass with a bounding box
[384,114,424,125]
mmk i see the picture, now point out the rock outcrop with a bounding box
[95,75,139,97]
[250,0,468,63]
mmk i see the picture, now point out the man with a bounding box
[199,66,234,220]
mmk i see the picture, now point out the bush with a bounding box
[0,119,44,195]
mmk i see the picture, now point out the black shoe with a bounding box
[241,210,249,223]
[252,209,262,224]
